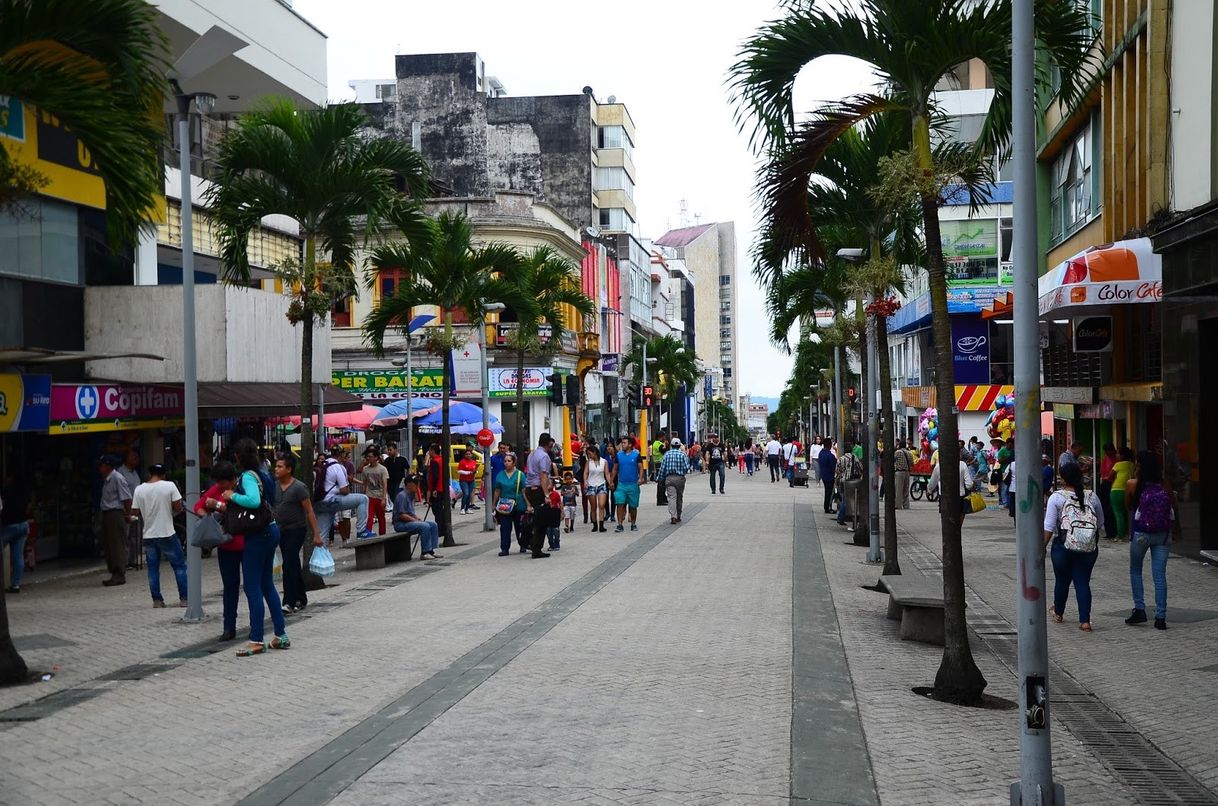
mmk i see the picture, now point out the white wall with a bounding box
[83,285,329,384]
[1170,1,1217,212]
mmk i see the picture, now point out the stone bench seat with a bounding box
[352,532,416,570]
[880,573,961,646]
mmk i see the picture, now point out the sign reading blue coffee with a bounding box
[950,317,990,384]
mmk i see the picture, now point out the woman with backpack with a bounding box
[1044,461,1105,631]
[1124,451,1175,630]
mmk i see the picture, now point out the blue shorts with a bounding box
[613,482,640,509]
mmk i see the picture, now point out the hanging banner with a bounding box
[450,337,483,398]
[950,317,990,384]
[1072,315,1114,352]
[331,368,445,400]
[0,374,52,433]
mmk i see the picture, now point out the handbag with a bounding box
[966,492,986,514]
[190,512,231,549]
[224,473,275,535]
[496,471,521,514]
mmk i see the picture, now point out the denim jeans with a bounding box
[278,526,307,609]
[242,524,286,644]
[315,493,369,541]
[745,453,755,475]
[1130,531,1170,619]
[2,522,28,588]
[494,510,522,554]
[459,480,474,512]
[216,548,242,634]
[144,535,188,603]
[1050,540,1099,623]
[393,518,439,556]
[708,462,725,493]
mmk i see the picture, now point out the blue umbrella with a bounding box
[370,398,435,428]
[414,401,503,435]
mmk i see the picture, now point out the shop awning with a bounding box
[199,383,364,418]
[0,347,164,364]
[1037,237,1162,318]
[889,286,1009,334]
[979,291,1013,320]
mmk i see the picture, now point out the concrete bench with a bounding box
[352,532,416,570]
[880,573,957,646]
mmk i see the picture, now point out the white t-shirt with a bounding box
[810,444,823,461]
[323,460,349,499]
[585,458,608,488]
[765,439,782,456]
[132,480,182,539]
[782,443,797,461]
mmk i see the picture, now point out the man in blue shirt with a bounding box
[488,442,509,488]
[394,476,441,559]
[612,435,646,533]
[818,439,839,514]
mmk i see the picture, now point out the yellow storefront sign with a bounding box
[0,98,106,209]
[48,417,185,436]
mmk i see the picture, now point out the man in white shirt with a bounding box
[313,445,373,545]
[130,464,186,608]
[781,439,799,485]
[809,439,823,482]
[765,437,783,483]
[928,458,976,510]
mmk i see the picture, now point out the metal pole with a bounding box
[867,303,881,562]
[834,345,844,450]
[405,336,413,473]
[479,321,493,532]
[318,381,326,452]
[177,99,204,623]
[1011,0,1058,802]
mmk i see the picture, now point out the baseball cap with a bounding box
[671,438,682,448]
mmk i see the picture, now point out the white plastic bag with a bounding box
[309,544,336,578]
[273,547,283,585]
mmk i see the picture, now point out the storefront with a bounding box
[1152,211,1218,557]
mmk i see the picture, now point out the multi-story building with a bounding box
[654,222,738,410]
[0,0,330,562]
[343,52,642,444]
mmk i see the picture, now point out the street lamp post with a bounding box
[173,85,216,624]
[1011,0,1058,802]
[480,303,505,533]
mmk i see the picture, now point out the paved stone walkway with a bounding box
[0,471,1213,805]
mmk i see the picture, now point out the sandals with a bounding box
[1079,622,1093,632]
[1052,612,1063,623]
[236,635,290,656]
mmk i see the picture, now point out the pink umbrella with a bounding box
[270,405,384,431]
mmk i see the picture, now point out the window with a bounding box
[720,328,732,338]
[1050,115,1098,242]
[331,296,351,328]
[598,206,635,234]
[594,166,635,200]
[375,83,396,99]
[0,198,80,284]
[719,300,731,312]
[720,314,732,325]
[719,275,731,285]
[720,341,732,352]
[597,125,634,155]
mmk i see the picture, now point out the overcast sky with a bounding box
[293,0,873,398]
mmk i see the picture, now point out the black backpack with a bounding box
[312,459,338,503]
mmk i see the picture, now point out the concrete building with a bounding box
[654,222,739,410]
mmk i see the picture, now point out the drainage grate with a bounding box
[898,529,1218,805]
[0,688,106,722]
[12,633,79,651]
[98,663,180,681]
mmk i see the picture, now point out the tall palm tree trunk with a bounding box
[877,313,901,576]
[853,296,870,547]
[515,346,527,451]
[915,115,985,704]
[439,314,455,547]
[0,551,29,684]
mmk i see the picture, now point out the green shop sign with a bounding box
[332,368,445,401]
[941,219,998,258]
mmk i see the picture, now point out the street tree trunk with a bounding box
[440,313,455,547]
[0,549,30,685]
[915,114,986,705]
[853,300,870,548]
[877,313,901,576]
[299,237,325,591]
[514,345,526,452]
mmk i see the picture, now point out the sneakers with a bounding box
[630,523,638,532]
[532,552,551,559]
[1125,609,1148,625]
[358,529,377,539]
[178,599,188,608]
[4,586,18,594]
[152,600,166,608]
[1154,618,1167,630]
[499,551,510,557]
[614,524,624,533]
[102,577,125,587]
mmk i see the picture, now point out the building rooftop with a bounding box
[654,223,715,248]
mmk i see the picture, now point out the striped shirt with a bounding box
[659,449,690,477]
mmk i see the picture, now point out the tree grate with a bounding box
[0,688,106,722]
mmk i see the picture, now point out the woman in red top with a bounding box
[457,450,478,515]
[194,461,245,642]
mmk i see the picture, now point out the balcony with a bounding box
[82,285,330,384]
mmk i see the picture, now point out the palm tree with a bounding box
[626,335,700,441]
[209,100,430,508]
[0,0,169,687]
[364,211,526,547]
[0,0,168,240]
[732,0,1097,705]
[500,246,595,450]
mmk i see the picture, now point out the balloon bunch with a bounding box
[917,407,939,458]
[986,393,1016,441]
